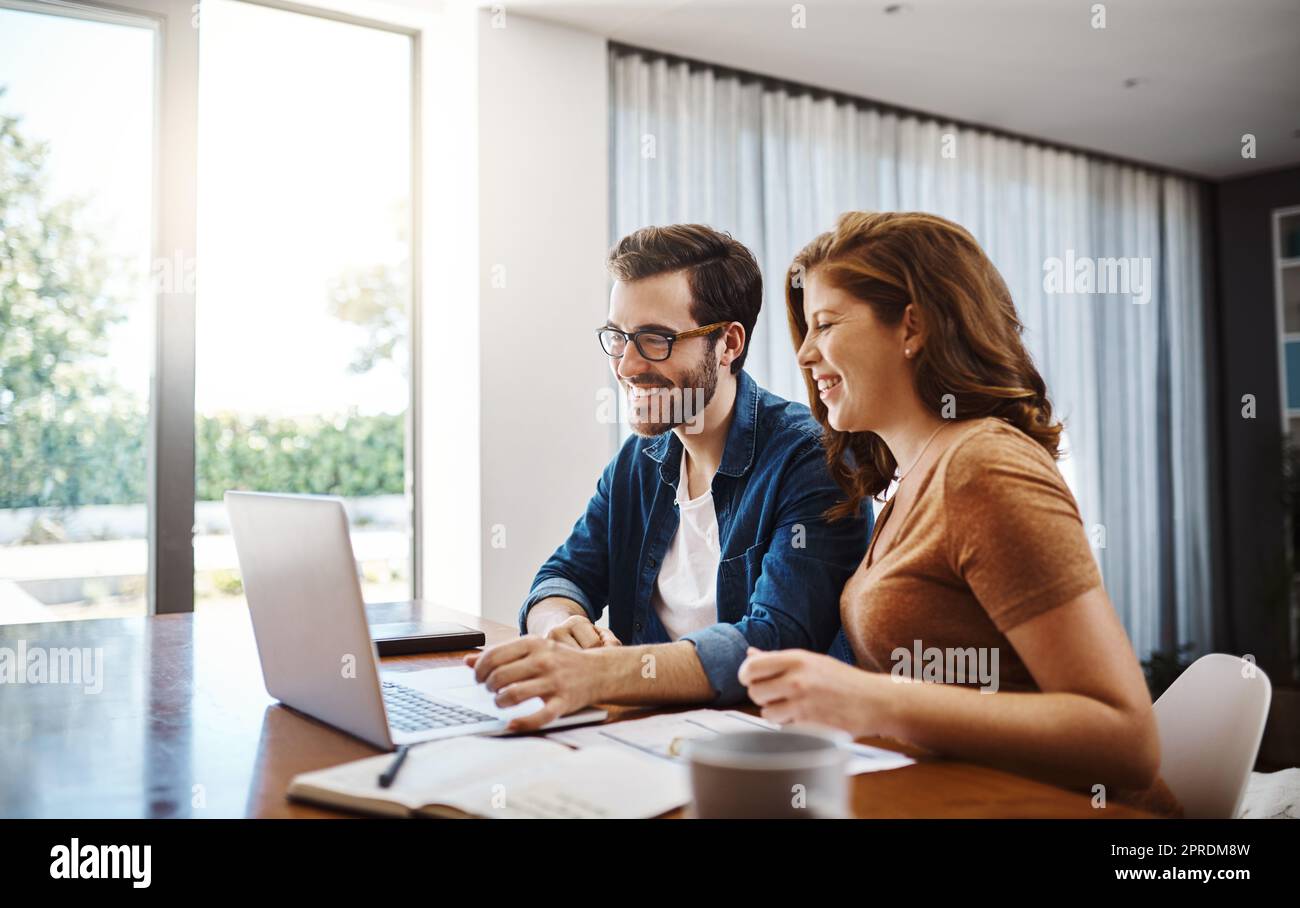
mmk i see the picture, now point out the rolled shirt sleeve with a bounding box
[518,576,599,634]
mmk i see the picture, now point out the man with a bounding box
[467,224,871,730]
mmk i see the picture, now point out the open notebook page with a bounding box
[289,736,690,818]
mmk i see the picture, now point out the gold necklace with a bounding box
[895,421,947,484]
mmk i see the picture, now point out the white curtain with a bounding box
[610,49,1213,662]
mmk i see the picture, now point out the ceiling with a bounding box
[475,0,1300,180]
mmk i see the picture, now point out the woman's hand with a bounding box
[738,647,894,739]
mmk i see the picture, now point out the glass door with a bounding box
[0,3,159,622]
[194,0,416,611]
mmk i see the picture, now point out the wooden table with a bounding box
[0,602,1151,818]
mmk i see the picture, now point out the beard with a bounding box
[626,346,719,437]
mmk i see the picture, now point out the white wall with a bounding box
[475,12,613,626]
[419,0,483,618]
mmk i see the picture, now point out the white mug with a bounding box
[685,726,851,819]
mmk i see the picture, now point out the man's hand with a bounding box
[464,637,605,733]
[738,647,891,739]
[523,596,621,648]
[545,614,622,649]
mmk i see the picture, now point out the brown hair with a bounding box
[607,224,762,374]
[786,211,1062,520]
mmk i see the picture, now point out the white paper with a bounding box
[459,747,690,819]
[546,709,915,775]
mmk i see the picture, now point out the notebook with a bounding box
[287,735,691,819]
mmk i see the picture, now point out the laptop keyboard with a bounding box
[381,681,498,733]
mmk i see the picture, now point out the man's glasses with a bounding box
[596,322,730,362]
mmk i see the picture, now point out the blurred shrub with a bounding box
[195,409,404,501]
[0,408,403,508]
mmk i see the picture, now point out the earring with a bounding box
[904,348,912,357]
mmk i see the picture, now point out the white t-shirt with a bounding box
[651,447,721,641]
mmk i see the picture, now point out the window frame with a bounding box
[2,0,424,614]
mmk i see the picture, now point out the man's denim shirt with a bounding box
[519,370,873,705]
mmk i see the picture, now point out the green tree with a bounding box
[328,263,409,376]
[0,88,146,509]
[326,202,409,376]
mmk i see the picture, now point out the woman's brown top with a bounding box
[840,417,1181,817]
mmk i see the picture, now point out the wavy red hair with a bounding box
[786,211,1063,520]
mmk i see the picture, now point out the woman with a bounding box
[738,211,1180,816]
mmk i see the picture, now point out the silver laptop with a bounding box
[224,491,606,749]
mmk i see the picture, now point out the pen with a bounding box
[378,744,410,788]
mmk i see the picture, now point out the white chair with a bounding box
[1152,653,1273,818]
